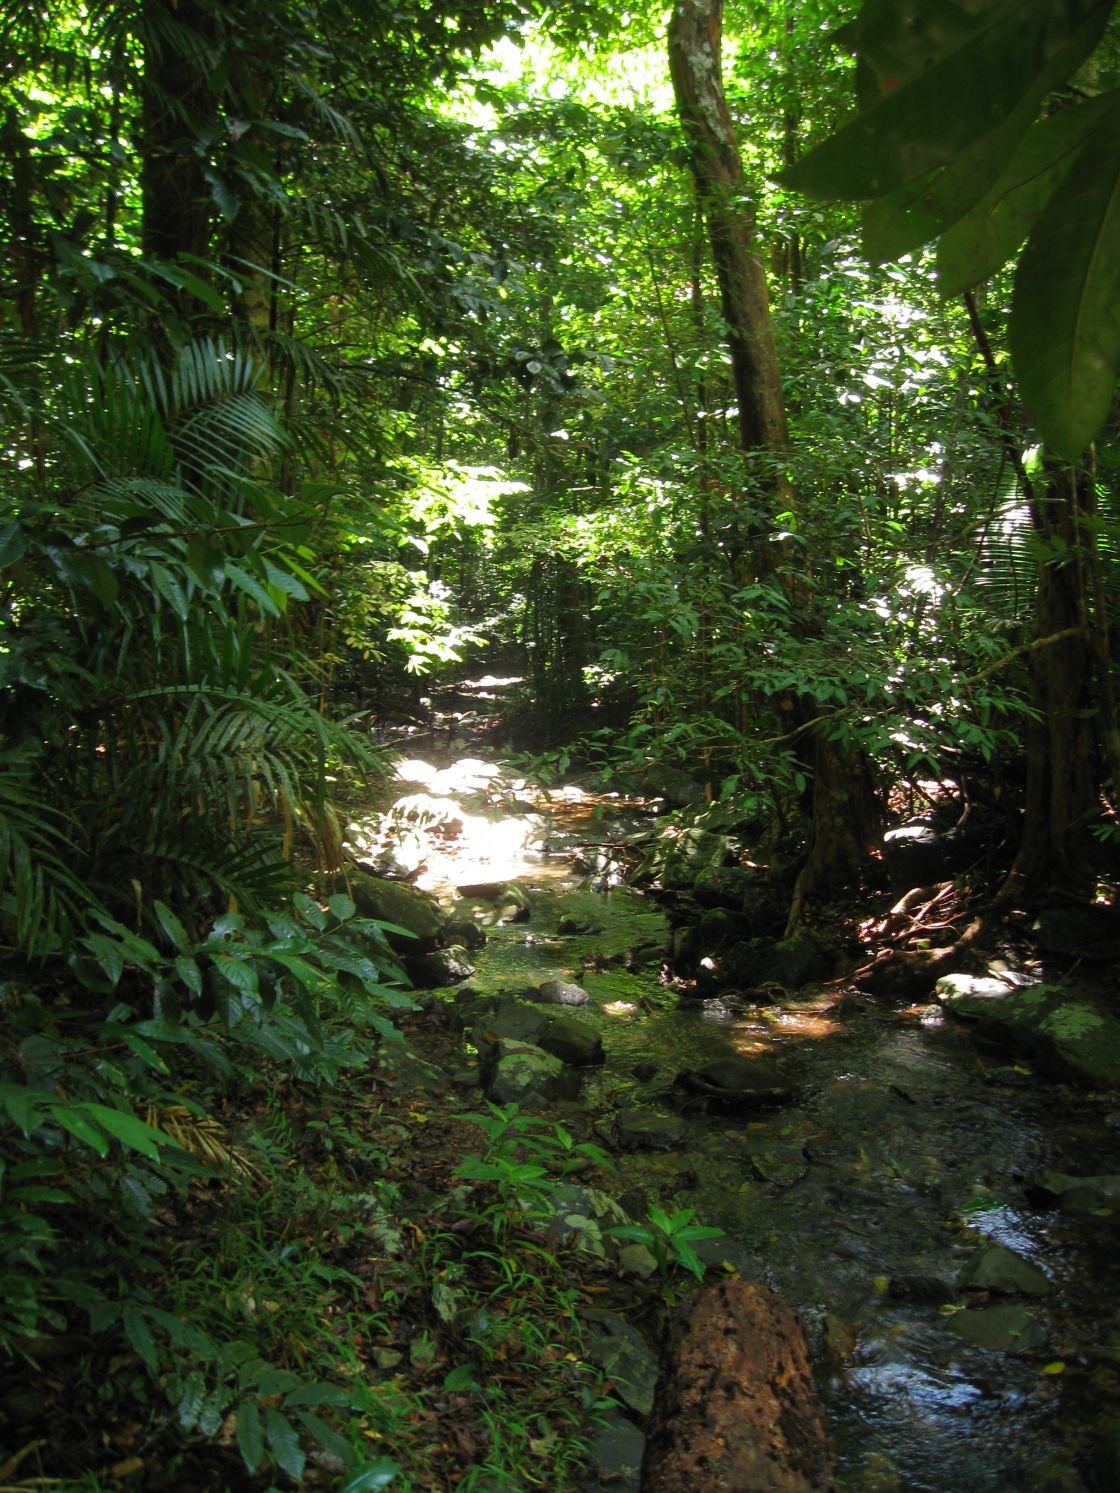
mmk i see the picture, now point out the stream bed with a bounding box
[361,740,1120,1492]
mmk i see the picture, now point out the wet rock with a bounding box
[442,917,487,950]
[756,927,831,989]
[937,980,1120,1090]
[390,790,466,830]
[535,1013,605,1067]
[481,1040,578,1107]
[546,1184,637,1261]
[1033,903,1120,958]
[558,911,604,935]
[887,1269,957,1305]
[582,1308,661,1417]
[641,1280,834,1493]
[467,995,550,1049]
[616,1109,687,1151]
[618,1243,659,1279]
[346,826,427,880]
[946,1302,1047,1354]
[347,872,444,950]
[587,1411,646,1492]
[643,763,708,807]
[1025,1169,1120,1212]
[958,1243,1050,1297]
[632,1061,658,1082]
[408,944,475,988]
[678,1055,793,1108]
[661,829,737,891]
[494,881,533,923]
[529,977,592,1007]
[748,1136,809,1188]
[882,823,950,888]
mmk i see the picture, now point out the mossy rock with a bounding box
[937,979,1120,1091]
[347,871,445,950]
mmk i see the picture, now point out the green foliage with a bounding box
[455,1102,614,1236]
[607,1203,725,1284]
[786,0,1120,458]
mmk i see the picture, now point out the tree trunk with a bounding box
[668,0,881,929]
[1004,466,1099,897]
[140,0,213,269]
[668,0,790,484]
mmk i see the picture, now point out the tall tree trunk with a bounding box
[668,0,789,487]
[140,0,213,271]
[668,0,881,931]
[1003,466,1100,897]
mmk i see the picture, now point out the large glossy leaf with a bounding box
[938,93,1117,294]
[1010,99,1120,459]
[786,0,1110,203]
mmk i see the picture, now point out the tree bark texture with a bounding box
[668,0,790,467]
[641,1279,835,1493]
[1005,468,1100,895]
[140,0,214,268]
[669,0,881,926]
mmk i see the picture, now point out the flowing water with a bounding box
[370,736,1120,1491]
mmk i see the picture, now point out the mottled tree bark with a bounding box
[669,0,881,930]
[668,0,790,480]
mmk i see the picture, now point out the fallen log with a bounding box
[640,1279,835,1493]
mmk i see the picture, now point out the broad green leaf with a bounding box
[187,533,226,590]
[122,1033,168,1073]
[149,562,190,620]
[267,950,322,990]
[81,1102,183,1159]
[786,0,1110,202]
[154,900,190,953]
[236,1401,265,1475]
[213,952,260,997]
[340,1458,402,1492]
[264,1407,306,1482]
[293,1408,353,1464]
[0,521,29,568]
[938,92,1117,294]
[294,892,327,929]
[1,1083,50,1135]
[176,1370,206,1430]
[283,1382,352,1408]
[1010,101,1120,459]
[174,955,204,995]
[255,1367,302,1397]
[124,1304,160,1374]
[226,562,280,616]
[328,893,356,922]
[262,557,309,599]
[73,551,120,606]
[51,1104,109,1156]
[85,933,125,988]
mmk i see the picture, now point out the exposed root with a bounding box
[854,912,991,996]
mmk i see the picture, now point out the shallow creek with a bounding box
[377,748,1120,1491]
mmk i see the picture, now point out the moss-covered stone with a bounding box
[937,980,1120,1090]
[347,871,444,950]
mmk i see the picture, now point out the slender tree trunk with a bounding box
[140,0,213,269]
[669,0,881,931]
[668,0,789,482]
